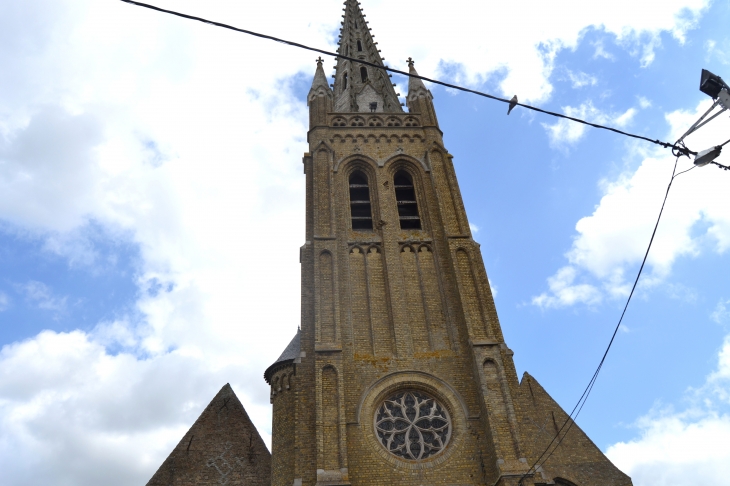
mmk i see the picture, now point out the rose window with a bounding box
[374,391,451,460]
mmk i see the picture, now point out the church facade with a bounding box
[148,1,632,485]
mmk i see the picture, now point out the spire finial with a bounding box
[309,56,332,94]
[407,57,415,67]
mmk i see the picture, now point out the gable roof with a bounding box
[146,384,271,486]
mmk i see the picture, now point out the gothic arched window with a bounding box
[394,171,421,230]
[349,171,373,230]
[343,72,348,90]
[357,40,363,51]
[360,67,368,82]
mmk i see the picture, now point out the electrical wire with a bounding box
[117,0,696,157]
[116,0,727,480]
[518,156,695,485]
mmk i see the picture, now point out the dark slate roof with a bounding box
[263,329,300,383]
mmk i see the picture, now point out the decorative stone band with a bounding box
[329,113,422,128]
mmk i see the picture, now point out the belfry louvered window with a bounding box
[357,40,363,51]
[394,171,421,230]
[349,171,373,230]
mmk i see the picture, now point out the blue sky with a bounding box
[0,0,729,484]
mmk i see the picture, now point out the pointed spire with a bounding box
[405,57,438,127]
[310,56,331,92]
[308,58,333,128]
[332,0,402,113]
[406,57,430,100]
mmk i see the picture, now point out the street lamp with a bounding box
[676,69,729,167]
[693,145,722,167]
[700,69,730,100]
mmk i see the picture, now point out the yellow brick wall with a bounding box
[269,72,632,486]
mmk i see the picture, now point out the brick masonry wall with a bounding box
[271,368,296,486]
[266,54,633,486]
[147,384,271,486]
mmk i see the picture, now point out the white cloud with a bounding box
[0,293,9,312]
[469,222,480,233]
[593,40,617,60]
[607,410,730,485]
[534,99,730,307]
[703,39,730,65]
[614,107,638,127]
[637,96,652,109]
[543,102,609,146]
[542,97,649,147]
[0,0,718,483]
[542,101,640,147]
[360,0,709,102]
[712,298,730,325]
[19,281,67,313]
[532,266,602,308]
[0,329,268,486]
[606,335,730,485]
[567,70,598,88]
[0,1,318,482]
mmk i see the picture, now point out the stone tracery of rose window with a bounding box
[374,391,451,460]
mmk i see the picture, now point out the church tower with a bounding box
[264,2,632,486]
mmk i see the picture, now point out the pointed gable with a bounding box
[147,384,271,486]
[516,373,632,485]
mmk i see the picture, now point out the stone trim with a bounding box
[333,151,429,173]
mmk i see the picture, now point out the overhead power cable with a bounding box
[518,156,695,485]
[118,0,696,157]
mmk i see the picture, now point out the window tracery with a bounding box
[374,391,451,460]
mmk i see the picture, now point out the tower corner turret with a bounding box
[308,57,333,129]
[406,58,439,128]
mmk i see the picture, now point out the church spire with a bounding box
[332,0,402,113]
[308,57,333,128]
[405,57,439,127]
[310,56,331,92]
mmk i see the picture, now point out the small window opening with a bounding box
[360,67,368,82]
[369,102,377,112]
[343,72,348,90]
[357,40,363,51]
[345,45,349,56]
[394,171,421,230]
[349,171,373,231]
